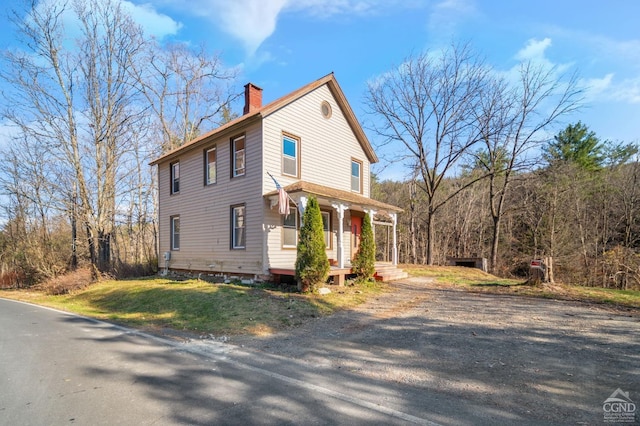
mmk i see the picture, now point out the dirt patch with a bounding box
[231,277,640,424]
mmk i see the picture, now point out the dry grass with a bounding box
[0,270,27,289]
[401,264,640,310]
[400,264,521,286]
[37,267,95,295]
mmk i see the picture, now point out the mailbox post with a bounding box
[529,257,552,284]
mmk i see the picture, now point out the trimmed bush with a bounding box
[352,213,376,281]
[295,196,329,292]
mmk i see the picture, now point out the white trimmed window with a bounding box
[282,209,298,248]
[233,135,245,177]
[170,161,180,194]
[351,159,362,193]
[231,205,246,249]
[170,216,180,250]
[206,146,216,185]
[282,134,298,177]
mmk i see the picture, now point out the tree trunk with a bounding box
[410,205,417,264]
[70,210,77,270]
[490,215,500,273]
[546,256,555,284]
[426,207,435,265]
[98,230,111,272]
[86,223,99,280]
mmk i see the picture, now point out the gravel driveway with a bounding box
[231,278,640,425]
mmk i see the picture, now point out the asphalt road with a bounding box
[0,298,439,426]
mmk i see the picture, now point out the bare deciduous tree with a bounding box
[134,42,240,152]
[366,43,491,264]
[0,0,240,282]
[2,0,149,276]
[473,62,583,272]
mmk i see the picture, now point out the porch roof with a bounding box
[264,181,403,215]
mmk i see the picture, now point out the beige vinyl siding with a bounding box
[264,205,338,269]
[262,84,370,197]
[157,122,265,275]
[262,84,367,268]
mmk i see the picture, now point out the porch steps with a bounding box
[374,264,408,282]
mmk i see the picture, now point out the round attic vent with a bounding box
[321,101,332,119]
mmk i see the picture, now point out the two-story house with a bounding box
[150,73,405,283]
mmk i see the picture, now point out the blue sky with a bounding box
[1,0,639,180]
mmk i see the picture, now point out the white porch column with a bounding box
[332,203,347,268]
[364,210,376,258]
[297,196,307,225]
[364,209,376,224]
[391,213,398,265]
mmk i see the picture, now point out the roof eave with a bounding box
[149,113,262,166]
[149,73,379,166]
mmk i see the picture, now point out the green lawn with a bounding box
[1,266,637,337]
[0,277,385,336]
[401,264,640,309]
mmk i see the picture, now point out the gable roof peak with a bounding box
[150,72,377,166]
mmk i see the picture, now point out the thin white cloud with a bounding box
[121,1,182,40]
[574,73,640,106]
[287,0,377,18]
[428,0,477,35]
[611,77,640,104]
[565,33,640,104]
[579,73,614,102]
[509,37,574,80]
[515,37,552,62]
[171,0,286,55]
[221,0,286,55]
[30,0,181,42]
[161,0,417,55]
[543,25,640,71]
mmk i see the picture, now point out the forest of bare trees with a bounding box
[372,122,639,289]
[0,2,637,291]
[365,43,638,290]
[0,0,237,285]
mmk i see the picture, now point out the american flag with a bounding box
[268,172,290,216]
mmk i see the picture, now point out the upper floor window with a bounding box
[351,159,362,193]
[231,204,246,249]
[282,208,298,248]
[232,135,245,177]
[282,134,299,177]
[170,215,180,250]
[170,161,180,194]
[205,146,216,185]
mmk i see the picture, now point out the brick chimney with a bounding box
[243,83,263,115]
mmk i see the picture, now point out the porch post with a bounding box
[364,210,376,256]
[332,203,347,268]
[391,213,398,265]
[298,196,307,225]
[365,209,376,224]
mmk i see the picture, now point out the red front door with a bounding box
[351,215,362,260]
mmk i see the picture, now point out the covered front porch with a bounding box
[264,181,405,283]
